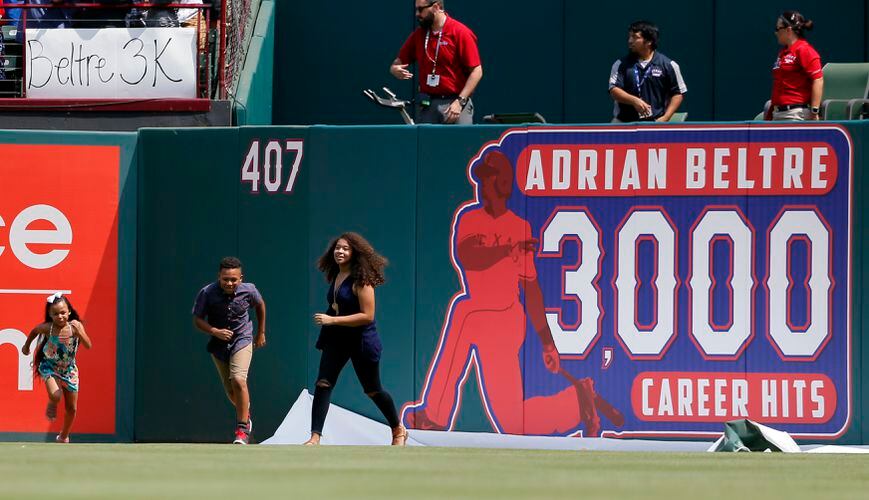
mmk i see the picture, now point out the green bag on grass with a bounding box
[708,419,801,453]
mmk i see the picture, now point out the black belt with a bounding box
[420,93,460,101]
[774,104,808,112]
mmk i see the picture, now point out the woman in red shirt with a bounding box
[767,11,824,121]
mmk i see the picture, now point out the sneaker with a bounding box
[55,434,69,443]
[233,427,249,445]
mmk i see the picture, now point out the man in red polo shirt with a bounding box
[390,0,483,124]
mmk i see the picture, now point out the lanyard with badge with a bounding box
[633,62,654,90]
[424,29,444,87]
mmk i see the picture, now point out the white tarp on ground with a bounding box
[705,419,869,454]
[265,390,869,453]
[263,390,708,451]
[262,390,413,446]
[804,445,869,454]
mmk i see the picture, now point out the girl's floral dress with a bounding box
[38,325,80,392]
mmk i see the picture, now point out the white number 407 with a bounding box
[241,139,304,193]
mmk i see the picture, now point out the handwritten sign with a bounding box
[25,28,197,98]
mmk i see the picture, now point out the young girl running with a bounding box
[21,293,92,443]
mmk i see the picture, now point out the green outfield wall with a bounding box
[132,123,867,444]
[273,0,868,125]
[1,122,866,445]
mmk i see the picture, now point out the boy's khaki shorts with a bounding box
[212,344,253,399]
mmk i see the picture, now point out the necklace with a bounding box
[332,272,349,314]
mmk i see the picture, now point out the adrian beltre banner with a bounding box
[402,125,852,439]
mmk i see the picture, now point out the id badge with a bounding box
[426,74,440,87]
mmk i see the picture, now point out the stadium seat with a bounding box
[819,62,869,120]
[1,26,16,42]
[754,101,772,120]
[0,55,13,72]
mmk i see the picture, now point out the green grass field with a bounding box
[1,443,867,499]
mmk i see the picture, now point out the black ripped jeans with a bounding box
[310,346,400,435]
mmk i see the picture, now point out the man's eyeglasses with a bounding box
[416,1,437,13]
[774,25,789,33]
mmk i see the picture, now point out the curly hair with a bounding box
[317,232,387,288]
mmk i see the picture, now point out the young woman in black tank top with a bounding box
[307,232,407,446]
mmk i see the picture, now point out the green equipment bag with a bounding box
[708,419,801,453]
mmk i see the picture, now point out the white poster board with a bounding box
[25,28,197,98]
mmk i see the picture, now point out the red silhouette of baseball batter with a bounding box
[402,150,621,436]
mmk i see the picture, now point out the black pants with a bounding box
[310,345,399,435]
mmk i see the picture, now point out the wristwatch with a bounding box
[810,106,820,115]
[458,96,469,108]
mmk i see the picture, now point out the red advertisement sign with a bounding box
[0,144,119,434]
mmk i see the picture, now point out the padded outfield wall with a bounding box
[133,122,867,444]
[0,123,867,445]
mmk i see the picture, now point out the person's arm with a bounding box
[521,278,559,373]
[193,316,233,341]
[608,59,651,119]
[391,34,417,80]
[610,87,652,118]
[69,320,92,349]
[390,57,413,80]
[445,65,483,124]
[800,47,824,120]
[313,284,375,327]
[21,325,45,356]
[657,94,684,122]
[192,288,232,341]
[810,77,824,120]
[253,299,267,349]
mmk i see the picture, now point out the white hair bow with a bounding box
[46,292,64,304]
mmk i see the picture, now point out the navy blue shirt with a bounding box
[609,51,687,122]
[192,282,263,362]
[316,277,382,362]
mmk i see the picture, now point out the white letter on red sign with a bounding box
[10,204,73,269]
[0,329,34,390]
